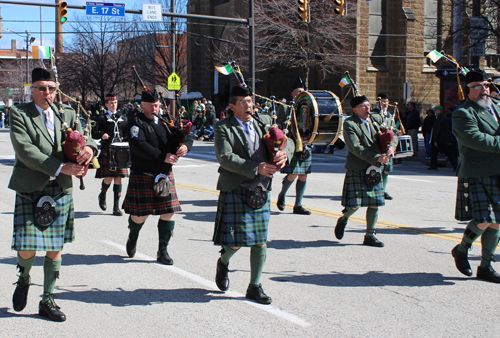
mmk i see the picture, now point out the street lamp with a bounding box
[6,29,36,88]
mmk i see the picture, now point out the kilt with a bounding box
[12,180,75,251]
[383,157,393,173]
[280,148,312,175]
[341,169,385,208]
[95,150,129,178]
[213,186,270,247]
[123,172,181,216]
[455,176,500,223]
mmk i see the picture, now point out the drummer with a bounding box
[92,92,129,216]
[371,93,399,200]
[276,78,312,215]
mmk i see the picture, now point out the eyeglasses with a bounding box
[238,99,253,107]
[470,83,489,90]
[34,86,57,93]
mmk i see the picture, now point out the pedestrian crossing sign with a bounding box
[168,72,181,91]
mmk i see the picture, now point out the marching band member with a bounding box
[9,68,97,321]
[334,95,395,247]
[276,78,312,215]
[212,85,294,304]
[452,70,500,283]
[371,93,398,200]
[123,89,193,265]
[92,92,129,216]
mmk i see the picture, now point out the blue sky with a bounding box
[0,0,164,49]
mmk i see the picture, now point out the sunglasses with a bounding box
[34,86,57,92]
[470,84,488,91]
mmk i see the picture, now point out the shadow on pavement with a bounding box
[0,307,41,320]
[267,239,343,249]
[0,254,149,267]
[55,287,232,306]
[271,271,458,287]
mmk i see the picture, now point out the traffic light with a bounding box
[58,1,68,24]
[297,0,308,23]
[334,0,345,16]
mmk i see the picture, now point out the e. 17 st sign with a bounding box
[86,2,125,17]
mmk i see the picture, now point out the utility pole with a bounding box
[249,0,255,93]
[170,0,176,117]
[470,0,481,68]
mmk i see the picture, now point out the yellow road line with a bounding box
[177,183,470,245]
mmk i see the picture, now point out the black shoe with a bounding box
[293,205,311,215]
[335,216,347,240]
[245,284,272,305]
[98,191,107,211]
[384,192,393,200]
[363,234,385,247]
[12,276,30,312]
[277,195,285,211]
[215,258,229,291]
[126,232,138,258]
[477,265,500,283]
[39,296,66,322]
[157,249,174,265]
[113,203,123,216]
[451,244,472,276]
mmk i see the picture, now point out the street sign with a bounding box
[142,3,163,22]
[168,91,175,100]
[168,72,181,91]
[86,2,125,17]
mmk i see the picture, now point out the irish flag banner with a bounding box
[215,63,234,75]
[338,76,351,88]
[32,46,52,60]
[426,50,443,63]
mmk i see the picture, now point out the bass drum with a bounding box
[294,90,343,145]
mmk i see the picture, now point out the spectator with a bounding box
[422,109,436,160]
[428,106,458,170]
[406,102,421,154]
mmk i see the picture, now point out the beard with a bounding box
[477,96,492,109]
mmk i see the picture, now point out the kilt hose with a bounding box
[123,172,181,216]
[280,148,312,175]
[95,150,129,178]
[455,176,500,223]
[12,180,74,252]
[213,186,270,247]
[341,169,385,208]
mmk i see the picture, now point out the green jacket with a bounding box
[343,113,397,171]
[214,113,295,192]
[9,101,97,194]
[452,98,500,178]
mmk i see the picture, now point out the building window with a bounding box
[368,0,387,69]
[423,0,438,67]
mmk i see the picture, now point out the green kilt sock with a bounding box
[458,220,484,253]
[279,175,294,198]
[295,179,307,207]
[158,220,175,248]
[250,245,267,286]
[128,216,145,235]
[101,181,111,192]
[220,245,238,266]
[382,172,388,192]
[480,228,500,268]
[113,184,122,205]
[42,257,62,303]
[365,207,379,236]
[341,206,357,221]
[17,253,35,281]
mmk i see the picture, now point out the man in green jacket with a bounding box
[334,95,396,247]
[452,70,500,283]
[9,68,97,321]
[212,85,294,304]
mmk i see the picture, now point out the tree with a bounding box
[211,0,356,88]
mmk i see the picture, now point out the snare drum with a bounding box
[109,142,131,170]
[294,90,343,145]
[394,135,413,158]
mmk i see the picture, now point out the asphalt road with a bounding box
[0,129,498,337]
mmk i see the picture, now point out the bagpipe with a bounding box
[131,65,189,154]
[46,58,98,190]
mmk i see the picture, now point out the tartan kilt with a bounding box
[123,172,181,216]
[95,150,129,178]
[341,169,385,208]
[213,186,270,247]
[280,148,312,175]
[12,180,74,251]
[383,157,393,173]
[455,176,500,223]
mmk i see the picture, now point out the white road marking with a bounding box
[102,239,311,327]
[389,176,434,183]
